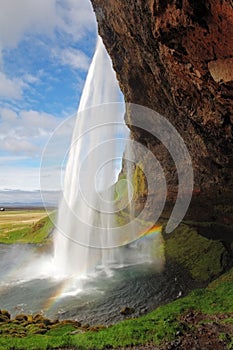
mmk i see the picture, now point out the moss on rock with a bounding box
[164,223,229,282]
[133,164,147,200]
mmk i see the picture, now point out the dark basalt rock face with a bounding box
[90,0,233,228]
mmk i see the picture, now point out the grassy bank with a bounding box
[0,210,55,244]
[0,267,232,350]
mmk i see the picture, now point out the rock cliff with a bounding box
[90,0,233,226]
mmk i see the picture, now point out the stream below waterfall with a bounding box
[0,244,200,325]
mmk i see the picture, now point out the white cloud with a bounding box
[0,72,25,99]
[54,48,90,71]
[23,73,41,85]
[0,107,75,180]
[56,0,96,40]
[19,110,60,133]
[0,71,41,100]
[0,0,97,193]
[0,164,65,194]
[0,108,17,122]
[0,108,59,136]
[0,108,65,156]
[0,166,41,191]
[2,137,39,155]
[0,0,96,100]
[0,0,57,63]
[0,155,28,162]
[0,0,96,60]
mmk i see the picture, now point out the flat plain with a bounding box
[0,209,54,244]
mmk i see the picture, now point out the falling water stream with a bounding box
[53,36,129,277]
[53,36,159,278]
[0,37,197,324]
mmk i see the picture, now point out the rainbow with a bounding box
[139,225,162,239]
[44,226,163,313]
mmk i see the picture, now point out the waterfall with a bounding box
[53,37,129,276]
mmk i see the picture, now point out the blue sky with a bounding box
[0,0,97,194]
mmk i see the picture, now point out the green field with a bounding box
[0,209,55,244]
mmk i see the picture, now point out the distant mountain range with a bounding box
[0,189,61,208]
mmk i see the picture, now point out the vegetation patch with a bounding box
[0,210,55,244]
[132,163,147,200]
[164,223,228,282]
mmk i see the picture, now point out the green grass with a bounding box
[208,268,233,289]
[26,213,56,244]
[0,210,55,244]
[0,267,232,350]
[164,223,227,282]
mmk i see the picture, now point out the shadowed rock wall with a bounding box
[91,0,233,198]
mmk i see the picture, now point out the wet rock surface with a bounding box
[0,309,91,337]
